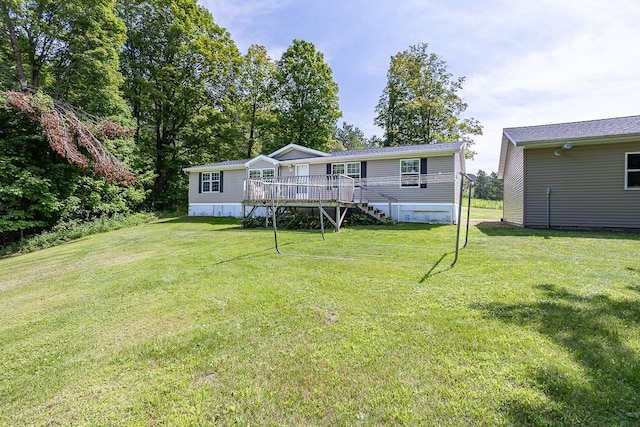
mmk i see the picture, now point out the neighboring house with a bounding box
[498,115,640,229]
[184,142,466,225]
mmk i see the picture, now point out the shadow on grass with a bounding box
[213,245,288,265]
[475,284,640,425]
[477,225,640,241]
[419,252,451,282]
[153,216,241,224]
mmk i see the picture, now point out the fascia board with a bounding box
[515,133,640,148]
[268,143,331,158]
[245,155,280,167]
[281,149,461,166]
[183,164,246,173]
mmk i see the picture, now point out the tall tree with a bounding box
[118,0,240,209]
[0,0,127,116]
[1,0,142,244]
[268,39,341,153]
[333,121,367,151]
[374,43,481,157]
[237,44,276,158]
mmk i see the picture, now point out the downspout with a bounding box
[546,188,551,229]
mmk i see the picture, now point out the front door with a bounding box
[295,164,309,199]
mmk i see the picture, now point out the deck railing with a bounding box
[244,174,355,203]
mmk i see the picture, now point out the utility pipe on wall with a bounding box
[546,188,551,229]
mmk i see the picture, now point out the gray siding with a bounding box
[274,149,323,161]
[502,140,525,224]
[188,169,245,203]
[361,155,455,204]
[524,141,640,228]
[249,160,277,170]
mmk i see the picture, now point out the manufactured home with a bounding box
[498,115,640,229]
[184,143,466,226]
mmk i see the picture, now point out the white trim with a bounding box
[201,171,221,193]
[283,148,460,166]
[269,143,331,158]
[512,134,640,148]
[248,167,276,179]
[331,161,361,179]
[399,158,420,188]
[625,151,640,190]
[245,155,280,167]
[184,164,244,173]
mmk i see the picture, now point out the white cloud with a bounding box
[199,0,640,173]
[462,0,640,172]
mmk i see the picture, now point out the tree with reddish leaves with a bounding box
[0,0,142,244]
[4,91,137,185]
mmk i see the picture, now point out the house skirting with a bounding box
[368,203,457,224]
[188,203,244,217]
[189,202,458,224]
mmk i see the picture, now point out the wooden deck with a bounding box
[242,175,396,230]
[243,174,355,205]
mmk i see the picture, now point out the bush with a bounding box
[0,212,157,257]
[243,209,321,230]
[243,207,384,229]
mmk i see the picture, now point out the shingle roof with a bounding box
[504,115,640,144]
[185,142,464,170]
[187,158,249,169]
[332,142,464,157]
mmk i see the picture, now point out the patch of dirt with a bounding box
[312,306,338,325]
[195,371,218,386]
[467,219,519,227]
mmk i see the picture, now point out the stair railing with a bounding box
[357,186,397,220]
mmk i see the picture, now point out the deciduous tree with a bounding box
[269,39,341,153]
[375,43,481,157]
[0,0,141,244]
[118,0,240,208]
[237,44,276,158]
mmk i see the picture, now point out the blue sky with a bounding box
[199,0,640,173]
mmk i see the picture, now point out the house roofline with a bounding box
[268,143,331,158]
[244,155,280,167]
[512,133,640,148]
[498,130,640,179]
[183,164,246,173]
[184,143,465,172]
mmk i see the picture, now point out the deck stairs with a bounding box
[356,202,395,224]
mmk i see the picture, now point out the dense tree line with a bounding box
[1,0,483,244]
[473,170,503,201]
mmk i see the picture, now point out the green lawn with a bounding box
[1,218,639,425]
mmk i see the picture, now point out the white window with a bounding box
[400,159,420,187]
[626,152,640,189]
[332,162,360,179]
[262,168,275,179]
[346,162,361,179]
[248,168,275,179]
[201,172,220,192]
